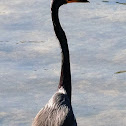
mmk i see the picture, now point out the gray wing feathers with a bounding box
[32,92,77,126]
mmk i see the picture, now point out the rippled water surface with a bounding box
[0,0,126,126]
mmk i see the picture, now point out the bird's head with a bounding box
[66,0,89,3]
[51,0,89,8]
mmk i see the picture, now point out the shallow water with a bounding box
[0,0,126,126]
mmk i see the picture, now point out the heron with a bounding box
[32,0,89,125]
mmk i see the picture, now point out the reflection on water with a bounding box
[102,1,109,2]
[115,70,126,74]
[20,41,44,43]
[116,2,126,5]
[102,0,126,5]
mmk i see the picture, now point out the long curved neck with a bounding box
[51,3,71,102]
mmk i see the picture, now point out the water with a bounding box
[0,0,126,126]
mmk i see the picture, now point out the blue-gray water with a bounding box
[0,0,126,126]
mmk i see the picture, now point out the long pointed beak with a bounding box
[67,0,89,3]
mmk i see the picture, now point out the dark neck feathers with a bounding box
[51,2,72,102]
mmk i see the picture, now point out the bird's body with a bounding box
[32,87,77,126]
[32,0,89,126]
